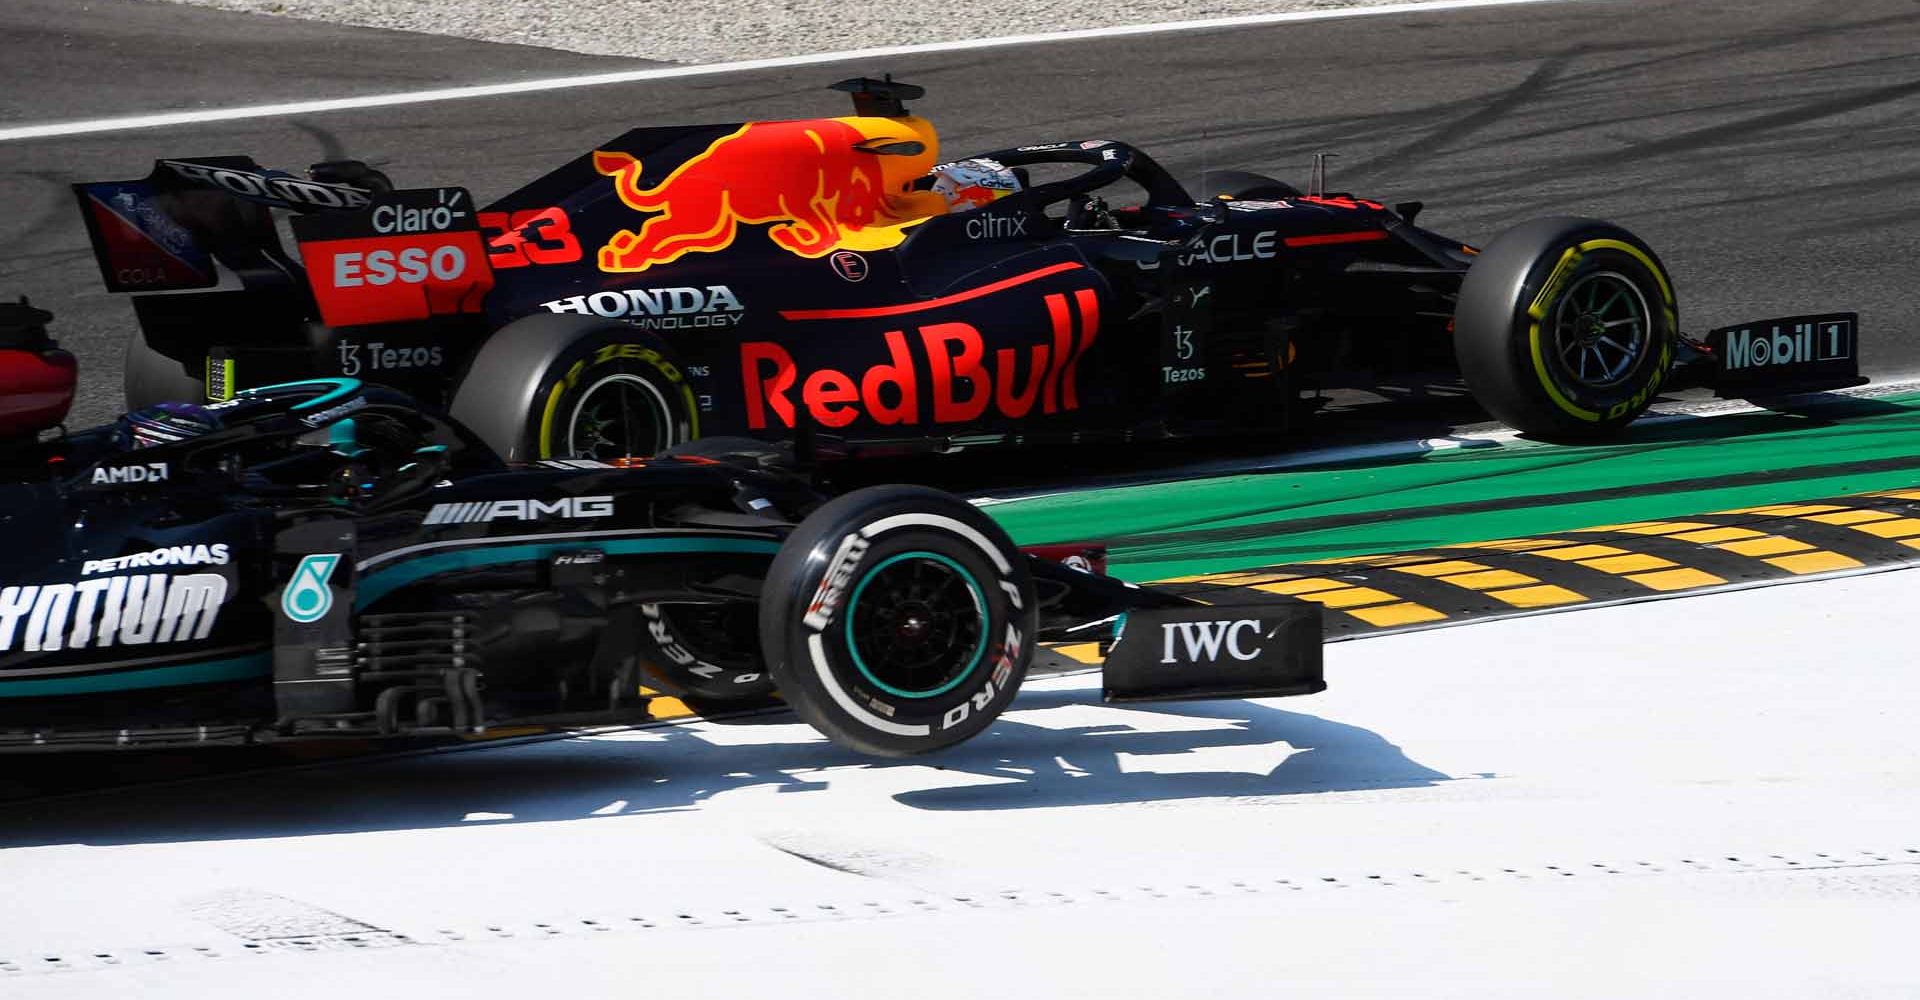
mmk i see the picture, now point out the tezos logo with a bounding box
[338,340,445,376]
[90,462,168,486]
[830,251,869,282]
[1161,619,1266,664]
[282,553,341,624]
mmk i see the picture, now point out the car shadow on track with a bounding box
[0,684,1448,848]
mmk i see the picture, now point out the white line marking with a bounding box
[0,0,1577,142]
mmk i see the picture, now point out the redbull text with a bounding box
[741,290,1100,430]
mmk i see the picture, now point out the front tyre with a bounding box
[637,602,775,701]
[759,485,1036,757]
[1453,217,1677,441]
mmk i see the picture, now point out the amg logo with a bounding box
[802,533,870,631]
[422,496,616,525]
[1160,619,1266,664]
[1725,321,1851,370]
[91,462,168,486]
[0,573,228,652]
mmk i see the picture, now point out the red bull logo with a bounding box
[740,289,1100,430]
[594,117,948,274]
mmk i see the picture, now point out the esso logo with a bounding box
[333,246,468,287]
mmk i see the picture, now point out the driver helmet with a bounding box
[116,402,221,450]
[927,157,1021,212]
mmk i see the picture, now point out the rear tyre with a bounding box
[1453,216,1677,441]
[1196,169,1302,201]
[123,333,205,409]
[450,314,696,463]
[759,485,1036,757]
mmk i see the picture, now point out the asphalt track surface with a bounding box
[5,0,1920,437]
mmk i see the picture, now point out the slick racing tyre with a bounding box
[1196,169,1303,201]
[124,333,206,409]
[760,485,1037,757]
[450,314,696,463]
[636,601,775,702]
[1453,216,1678,441]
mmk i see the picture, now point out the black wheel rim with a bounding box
[567,374,670,459]
[1549,270,1651,390]
[845,551,987,700]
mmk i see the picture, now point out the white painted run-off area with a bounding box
[1,567,1915,997]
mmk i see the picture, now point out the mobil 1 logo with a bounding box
[1707,312,1859,394]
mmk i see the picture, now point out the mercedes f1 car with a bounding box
[0,379,1321,757]
[77,78,1861,463]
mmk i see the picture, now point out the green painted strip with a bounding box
[0,653,271,698]
[989,394,1920,582]
[356,537,781,607]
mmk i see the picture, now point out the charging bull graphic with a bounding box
[593,117,949,274]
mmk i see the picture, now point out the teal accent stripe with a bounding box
[246,377,361,411]
[0,653,271,698]
[845,550,988,700]
[356,537,781,608]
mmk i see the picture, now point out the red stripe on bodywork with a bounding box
[779,262,1085,321]
[1284,231,1390,248]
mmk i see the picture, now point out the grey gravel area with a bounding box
[159,0,1440,65]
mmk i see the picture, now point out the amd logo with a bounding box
[1161,619,1266,664]
[423,496,615,525]
[90,462,168,486]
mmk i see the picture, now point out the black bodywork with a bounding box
[56,85,1566,455]
[74,80,1861,460]
[0,380,1314,751]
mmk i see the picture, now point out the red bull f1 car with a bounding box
[0,378,1321,757]
[74,78,1861,464]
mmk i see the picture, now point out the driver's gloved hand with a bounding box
[1067,195,1114,230]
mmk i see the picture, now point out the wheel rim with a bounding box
[1549,271,1651,390]
[567,374,671,459]
[844,551,988,700]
